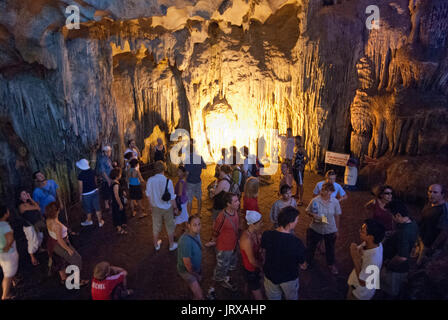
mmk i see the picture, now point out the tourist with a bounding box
[210,164,232,221]
[17,189,46,266]
[292,135,308,205]
[243,177,260,215]
[305,182,342,275]
[343,158,358,191]
[279,128,295,165]
[32,171,63,214]
[91,261,133,300]
[347,219,385,300]
[365,185,394,236]
[153,138,166,162]
[240,210,264,300]
[45,202,89,287]
[416,184,448,265]
[127,158,147,218]
[177,215,203,300]
[261,206,306,300]
[98,145,113,210]
[279,162,293,191]
[270,184,297,229]
[146,161,179,251]
[381,200,418,298]
[77,159,104,227]
[175,166,189,232]
[0,205,19,300]
[125,139,141,160]
[110,168,128,235]
[312,169,347,202]
[184,139,207,215]
[211,193,240,291]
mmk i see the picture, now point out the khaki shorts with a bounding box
[152,206,175,235]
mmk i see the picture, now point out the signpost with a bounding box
[324,151,350,173]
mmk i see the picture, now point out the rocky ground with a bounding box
[6,166,425,300]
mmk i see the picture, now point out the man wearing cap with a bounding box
[240,210,264,299]
[77,159,104,227]
[98,145,113,210]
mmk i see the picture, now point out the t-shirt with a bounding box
[145,174,176,210]
[261,230,306,284]
[177,233,202,274]
[347,244,383,300]
[98,155,113,177]
[243,197,259,214]
[270,198,297,227]
[0,221,16,254]
[91,272,125,300]
[419,203,448,247]
[214,211,239,251]
[365,200,394,232]
[78,169,98,194]
[185,154,206,184]
[306,196,342,234]
[344,166,358,186]
[383,221,418,273]
[313,181,346,199]
[32,180,59,213]
[285,137,295,160]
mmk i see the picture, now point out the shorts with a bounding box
[151,206,175,235]
[82,190,101,213]
[244,269,262,291]
[292,168,304,186]
[100,181,112,201]
[129,184,143,200]
[179,271,200,284]
[187,182,202,202]
[0,250,19,278]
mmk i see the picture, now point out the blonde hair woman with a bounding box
[243,177,260,215]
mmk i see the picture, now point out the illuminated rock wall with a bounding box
[0,0,447,204]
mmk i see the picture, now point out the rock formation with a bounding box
[0,0,447,205]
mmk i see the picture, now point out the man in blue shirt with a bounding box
[98,145,113,210]
[313,170,348,202]
[32,171,62,214]
[184,139,206,215]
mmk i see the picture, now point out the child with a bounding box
[127,159,147,218]
[91,261,133,300]
[243,177,260,215]
[270,184,297,229]
[175,166,189,234]
[344,158,358,191]
[279,162,294,191]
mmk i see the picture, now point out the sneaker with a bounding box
[155,239,162,251]
[206,287,216,300]
[220,276,237,292]
[81,220,93,227]
[98,220,104,228]
[169,242,178,251]
[329,265,339,275]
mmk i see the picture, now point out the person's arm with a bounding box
[113,184,123,210]
[338,185,348,202]
[335,215,340,237]
[102,171,111,185]
[240,233,261,269]
[54,223,74,256]
[313,184,320,197]
[110,266,127,275]
[137,170,145,184]
[2,231,14,253]
[78,180,83,202]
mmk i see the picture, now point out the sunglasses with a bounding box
[382,192,392,195]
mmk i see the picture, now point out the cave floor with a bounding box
[9,165,418,300]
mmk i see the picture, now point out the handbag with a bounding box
[161,178,171,201]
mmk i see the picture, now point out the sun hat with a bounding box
[76,159,90,170]
[246,210,262,225]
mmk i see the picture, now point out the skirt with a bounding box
[129,184,143,200]
[175,202,189,225]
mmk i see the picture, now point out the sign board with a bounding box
[324,151,350,167]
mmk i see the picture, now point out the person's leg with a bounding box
[263,276,283,300]
[229,249,238,270]
[324,232,336,266]
[214,250,232,282]
[1,277,13,300]
[280,278,299,300]
[93,191,104,226]
[346,286,358,300]
[163,207,176,248]
[23,226,39,265]
[152,207,163,247]
[189,280,204,300]
[195,182,203,215]
[306,228,321,266]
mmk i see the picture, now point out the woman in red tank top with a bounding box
[240,210,264,300]
[243,177,260,214]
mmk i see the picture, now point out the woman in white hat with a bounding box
[240,210,265,300]
[76,159,104,227]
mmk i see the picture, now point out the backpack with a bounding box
[231,166,245,195]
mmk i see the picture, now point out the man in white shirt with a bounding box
[313,170,348,202]
[146,161,179,251]
[347,219,385,300]
[279,128,295,165]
